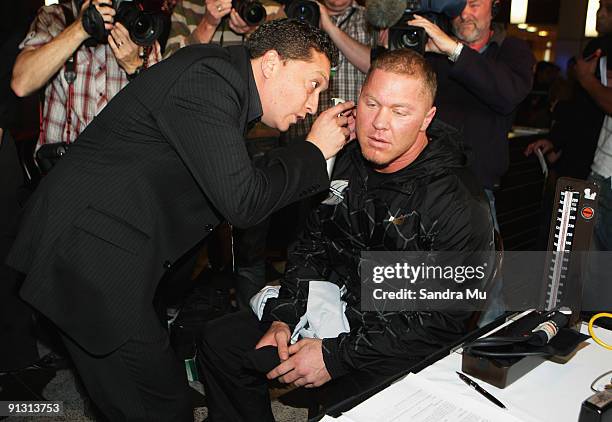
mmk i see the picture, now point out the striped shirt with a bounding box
[20,2,161,149]
[285,3,375,140]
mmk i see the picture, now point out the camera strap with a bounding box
[336,7,356,31]
[48,0,78,145]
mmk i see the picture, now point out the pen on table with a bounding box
[456,371,507,409]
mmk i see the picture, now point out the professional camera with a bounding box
[232,0,267,26]
[79,0,166,46]
[366,0,465,55]
[277,0,320,28]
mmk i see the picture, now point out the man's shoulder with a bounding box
[496,35,532,53]
[161,44,246,79]
[148,44,251,105]
[173,44,251,68]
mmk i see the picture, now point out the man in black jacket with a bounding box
[198,48,494,422]
[6,19,355,421]
[408,0,534,223]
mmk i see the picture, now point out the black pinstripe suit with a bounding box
[6,45,328,419]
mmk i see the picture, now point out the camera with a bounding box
[79,0,166,46]
[277,0,320,27]
[388,10,451,54]
[367,0,465,55]
[232,0,267,26]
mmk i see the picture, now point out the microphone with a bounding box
[527,307,572,346]
[365,0,406,29]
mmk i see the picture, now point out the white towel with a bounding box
[249,281,350,344]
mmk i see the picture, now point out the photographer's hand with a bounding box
[11,0,109,97]
[228,9,256,34]
[108,23,142,75]
[190,0,232,43]
[317,2,333,32]
[307,101,355,160]
[575,49,601,84]
[78,0,116,32]
[204,0,232,27]
[408,15,459,56]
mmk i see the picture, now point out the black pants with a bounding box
[0,130,39,370]
[61,310,193,422]
[197,310,420,422]
[233,219,269,310]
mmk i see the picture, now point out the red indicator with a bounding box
[581,207,594,220]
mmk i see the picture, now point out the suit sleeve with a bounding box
[449,37,535,115]
[153,59,329,228]
[322,181,495,379]
[261,205,331,329]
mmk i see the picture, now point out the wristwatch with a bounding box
[448,42,464,63]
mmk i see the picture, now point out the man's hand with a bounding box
[204,0,233,26]
[317,2,333,33]
[307,101,355,160]
[108,23,142,74]
[266,338,332,388]
[407,15,459,56]
[255,321,292,361]
[575,49,601,85]
[524,138,561,164]
[78,0,116,33]
[228,9,257,34]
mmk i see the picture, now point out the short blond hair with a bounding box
[365,49,437,105]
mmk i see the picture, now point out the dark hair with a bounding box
[246,19,339,68]
[365,48,437,105]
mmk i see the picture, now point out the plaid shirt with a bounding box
[286,4,375,139]
[164,0,283,57]
[20,2,160,149]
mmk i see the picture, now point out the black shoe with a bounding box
[31,352,71,370]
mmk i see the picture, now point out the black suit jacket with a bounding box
[7,45,329,354]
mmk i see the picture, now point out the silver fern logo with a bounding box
[322,180,349,205]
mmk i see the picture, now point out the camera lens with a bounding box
[133,15,153,39]
[399,30,420,48]
[115,2,164,46]
[242,2,266,25]
[286,0,320,27]
[389,25,426,53]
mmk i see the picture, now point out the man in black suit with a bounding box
[6,19,355,421]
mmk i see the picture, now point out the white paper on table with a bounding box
[342,374,527,422]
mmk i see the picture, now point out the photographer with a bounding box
[286,0,377,140]
[11,0,161,149]
[164,0,281,57]
[407,0,534,226]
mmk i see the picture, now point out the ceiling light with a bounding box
[511,0,529,24]
[585,0,599,37]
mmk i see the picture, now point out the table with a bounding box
[320,323,611,422]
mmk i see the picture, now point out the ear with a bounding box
[491,0,500,19]
[260,49,281,80]
[420,106,436,132]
